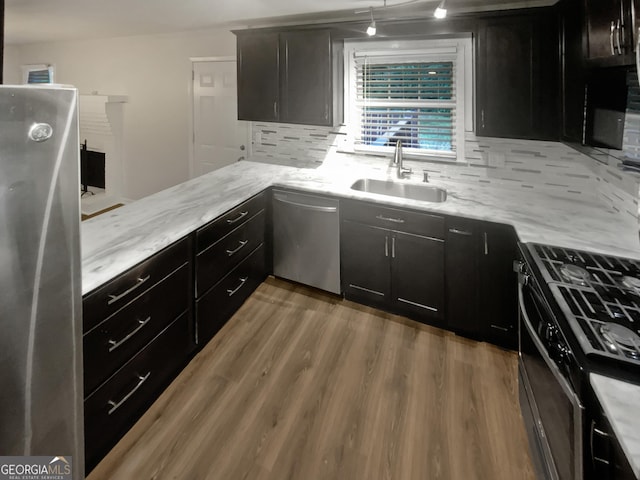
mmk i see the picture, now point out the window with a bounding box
[22,64,55,84]
[344,37,472,161]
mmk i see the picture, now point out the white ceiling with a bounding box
[4,0,555,46]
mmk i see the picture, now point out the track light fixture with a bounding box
[434,0,447,18]
[367,7,377,36]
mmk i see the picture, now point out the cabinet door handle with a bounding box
[483,232,489,255]
[226,240,248,256]
[349,284,385,297]
[226,211,248,225]
[611,20,617,55]
[490,324,510,332]
[108,316,151,352]
[391,236,396,258]
[273,101,278,118]
[227,276,248,297]
[107,275,151,305]
[449,228,473,236]
[376,214,405,224]
[107,372,151,415]
[616,18,623,54]
[384,236,389,257]
[590,420,611,467]
[481,109,485,129]
[632,0,638,52]
[620,1,626,48]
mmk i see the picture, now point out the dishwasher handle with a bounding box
[273,193,338,213]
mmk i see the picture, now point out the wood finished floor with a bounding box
[88,277,534,480]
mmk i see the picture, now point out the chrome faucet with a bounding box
[393,140,412,179]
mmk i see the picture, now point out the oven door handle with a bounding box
[519,283,583,410]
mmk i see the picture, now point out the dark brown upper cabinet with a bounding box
[236,32,280,122]
[559,0,587,143]
[1,0,4,84]
[235,28,343,127]
[585,0,638,67]
[475,9,559,141]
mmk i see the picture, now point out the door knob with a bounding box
[240,145,245,151]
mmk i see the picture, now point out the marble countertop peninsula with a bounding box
[81,153,640,294]
[590,373,640,478]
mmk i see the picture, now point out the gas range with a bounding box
[524,243,640,370]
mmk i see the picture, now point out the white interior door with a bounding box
[192,60,248,177]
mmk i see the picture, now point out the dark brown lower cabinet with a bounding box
[445,218,482,337]
[194,191,268,345]
[445,217,518,349]
[84,313,192,472]
[391,231,445,326]
[341,200,445,326]
[196,243,267,344]
[586,385,637,479]
[82,236,195,474]
[341,220,391,309]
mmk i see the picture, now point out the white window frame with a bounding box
[21,64,55,84]
[343,36,473,162]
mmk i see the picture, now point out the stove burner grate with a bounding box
[532,244,640,290]
[622,276,640,293]
[601,323,640,359]
[556,284,640,361]
[559,264,591,285]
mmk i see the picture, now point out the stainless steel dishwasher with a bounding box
[272,189,341,294]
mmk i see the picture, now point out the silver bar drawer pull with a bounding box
[227,277,248,297]
[108,316,151,352]
[449,228,472,236]
[490,324,510,332]
[226,240,248,256]
[376,214,405,224]
[107,372,151,415]
[107,275,151,305]
[226,211,248,225]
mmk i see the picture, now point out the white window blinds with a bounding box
[351,46,461,158]
[22,64,55,84]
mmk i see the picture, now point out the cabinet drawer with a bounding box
[341,199,444,239]
[196,210,265,297]
[196,191,266,253]
[84,264,190,395]
[196,243,266,345]
[83,236,191,332]
[84,312,190,472]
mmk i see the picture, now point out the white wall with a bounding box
[4,28,236,200]
[3,46,22,84]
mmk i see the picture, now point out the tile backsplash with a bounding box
[251,122,340,168]
[250,122,640,223]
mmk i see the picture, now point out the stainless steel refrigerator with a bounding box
[0,85,84,477]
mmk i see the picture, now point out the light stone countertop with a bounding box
[80,152,640,473]
[590,373,640,478]
[81,153,640,295]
